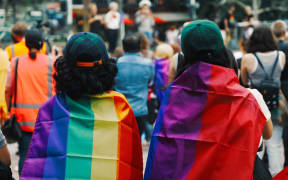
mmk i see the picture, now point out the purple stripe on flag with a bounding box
[154,58,171,102]
[148,63,212,180]
[43,96,70,179]
[21,97,56,179]
[144,85,172,180]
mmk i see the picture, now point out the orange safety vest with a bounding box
[5,40,48,61]
[10,53,55,132]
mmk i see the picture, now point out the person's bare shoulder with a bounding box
[242,53,256,72]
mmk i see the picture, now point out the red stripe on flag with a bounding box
[185,66,266,180]
[114,94,143,180]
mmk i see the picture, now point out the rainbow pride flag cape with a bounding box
[145,62,267,180]
[154,58,171,102]
[21,91,143,180]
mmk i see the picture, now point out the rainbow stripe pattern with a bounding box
[21,91,143,180]
[145,62,267,180]
[154,58,171,102]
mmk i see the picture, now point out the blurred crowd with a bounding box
[0,0,287,179]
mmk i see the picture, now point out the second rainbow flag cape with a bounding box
[145,62,267,180]
[21,91,143,180]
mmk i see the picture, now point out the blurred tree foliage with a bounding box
[197,0,288,22]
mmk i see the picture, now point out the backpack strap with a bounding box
[253,53,269,79]
[8,57,19,111]
[270,51,279,79]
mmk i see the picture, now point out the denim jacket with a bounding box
[115,53,154,117]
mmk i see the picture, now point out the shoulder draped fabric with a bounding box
[21,91,143,180]
[144,62,267,180]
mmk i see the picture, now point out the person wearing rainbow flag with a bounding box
[144,20,273,180]
[20,32,143,179]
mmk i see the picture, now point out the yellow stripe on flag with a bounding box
[90,96,119,179]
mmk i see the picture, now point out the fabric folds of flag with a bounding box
[154,58,171,102]
[21,91,143,180]
[144,62,267,180]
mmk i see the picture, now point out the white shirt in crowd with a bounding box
[104,10,121,30]
[248,88,271,149]
[166,29,179,45]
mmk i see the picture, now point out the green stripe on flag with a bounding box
[65,96,95,179]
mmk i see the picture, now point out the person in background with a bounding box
[88,3,104,35]
[104,1,121,54]
[241,26,286,176]
[0,46,14,180]
[271,20,288,167]
[5,22,47,61]
[0,45,11,167]
[135,0,155,45]
[239,6,254,53]
[115,33,154,141]
[5,29,55,175]
[153,43,174,103]
[166,25,179,45]
[272,20,288,100]
[21,32,143,180]
[0,48,9,123]
[223,5,236,47]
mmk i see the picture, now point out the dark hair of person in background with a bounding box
[25,29,44,59]
[54,54,118,100]
[122,33,141,53]
[247,26,278,53]
[176,48,238,78]
[226,48,239,75]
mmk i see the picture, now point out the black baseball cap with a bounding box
[64,32,109,67]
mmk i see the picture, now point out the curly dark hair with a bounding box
[247,26,278,53]
[54,55,118,99]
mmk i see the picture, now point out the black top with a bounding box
[278,40,288,81]
[90,18,102,34]
[225,13,236,29]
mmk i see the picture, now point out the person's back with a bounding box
[6,40,27,61]
[271,20,288,100]
[241,25,285,177]
[116,54,153,116]
[0,49,12,179]
[5,22,47,61]
[21,32,143,179]
[6,40,47,61]
[145,20,272,180]
[115,34,153,117]
[5,29,55,174]
[248,51,284,88]
[14,53,53,113]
